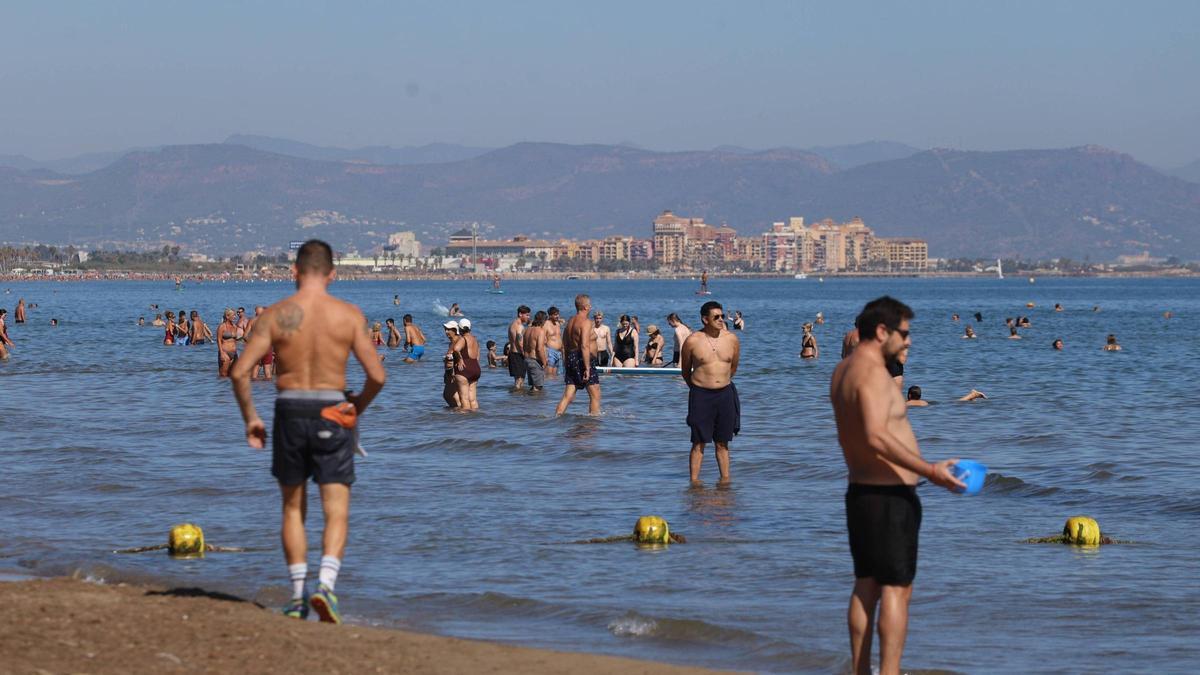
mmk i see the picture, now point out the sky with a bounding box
[1,0,1198,167]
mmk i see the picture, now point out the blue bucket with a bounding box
[951,459,988,495]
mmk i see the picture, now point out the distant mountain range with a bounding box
[1,141,1198,259]
[222,135,494,165]
[1166,159,1200,184]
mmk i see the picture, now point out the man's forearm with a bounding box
[231,372,258,423]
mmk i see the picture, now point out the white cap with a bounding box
[443,319,459,330]
[458,318,472,329]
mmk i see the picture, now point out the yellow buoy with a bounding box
[633,516,671,545]
[1062,516,1101,546]
[169,523,205,558]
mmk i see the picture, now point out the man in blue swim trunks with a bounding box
[544,306,564,376]
[680,301,739,485]
[403,314,426,363]
[555,295,600,415]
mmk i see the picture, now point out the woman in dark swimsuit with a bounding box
[217,308,239,377]
[800,323,819,359]
[442,321,462,408]
[452,318,481,411]
[613,314,639,367]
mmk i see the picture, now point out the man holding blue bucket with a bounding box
[831,296,965,675]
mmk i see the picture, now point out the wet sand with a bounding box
[0,578,731,674]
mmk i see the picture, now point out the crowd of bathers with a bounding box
[143,304,275,378]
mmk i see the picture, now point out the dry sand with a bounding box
[0,578,732,674]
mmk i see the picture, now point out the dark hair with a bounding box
[386,318,395,324]
[533,310,547,326]
[619,314,631,323]
[1106,334,1117,343]
[1010,325,1019,335]
[700,301,722,318]
[974,312,983,322]
[1052,338,1062,347]
[856,296,914,340]
[548,306,559,316]
[518,305,531,315]
[486,340,496,348]
[460,324,471,334]
[295,239,334,275]
[907,385,922,400]
[667,312,680,322]
[403,313,413,322]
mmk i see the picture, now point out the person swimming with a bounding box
[1103,334,1121,351]
[963,325,977,339]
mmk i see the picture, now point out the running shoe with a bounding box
[309,583,341,624]
[282,597,309,620]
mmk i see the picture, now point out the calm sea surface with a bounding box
[1,278,1197,673]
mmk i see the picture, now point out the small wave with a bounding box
[983,473,1061,497]
[606,609,766,646]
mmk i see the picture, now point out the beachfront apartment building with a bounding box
[870,238,929,273]
[757,216,925,273]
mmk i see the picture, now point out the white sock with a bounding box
[288,563,308,599]
[318,555,341,590]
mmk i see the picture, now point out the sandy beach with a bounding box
[0,578,730,674]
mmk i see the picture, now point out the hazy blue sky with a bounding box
[2,1,1197,165]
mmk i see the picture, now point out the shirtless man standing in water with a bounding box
[830,296,962,675]
[680,301,740,484]
[555,295,600,416]
[231,240,386,625]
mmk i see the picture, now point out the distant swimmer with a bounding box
[907,387,986,407]
[0,308,13,360]
[218,308,240,378]
[449,303,463,317]
[592,311,613,367]
[1018,316,1031,328]
[544,306,564,375]
[842,327,860,359]
[1092,306,1100,312]
[951,313,959,322]
[230,239,386,624]
[973,312,983,322]
[733,310,745,330]
[681,300,740,485]
[1008,326,1022,340]
[507,305,531,388]
[393,294,400,306]
[801,323,819,359]
[555,294,601,416]
[963,325,977,339]
[958,389,987,402]
[643,324,665,366]
[441,321,462,407]
[1052,338,1064,351]
[152,313,165,327]
[14,298,26,324]
[452,318,481,411]
[523,310,549,392]
[1054,303,1064,312]
[1103,334,1122,351]
[402,314,426,363]
[137,317,144,327]
[1163,311,1173,320]
[613,315,639,367]
[830,296,963,675]
[816,312,825,326]
[667,312,692,366]
[385,318,401,349]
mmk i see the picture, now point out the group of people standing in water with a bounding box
[149,305,274,379]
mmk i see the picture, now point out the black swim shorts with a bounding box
[508,351,527,379]
[686,383,740,444]
[845,483,921,585]
[272,397,356,486]
[563,350,599,389]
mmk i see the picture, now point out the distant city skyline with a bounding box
[1,1,1198,167]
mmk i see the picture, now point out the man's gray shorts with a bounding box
[526,360,546,388]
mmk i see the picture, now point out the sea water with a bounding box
[1,277,1197,673]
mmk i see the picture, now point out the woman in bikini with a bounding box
[452,318,482,411]
[800,323,819,359]
[643,325,665,366]
[217,308,240,377]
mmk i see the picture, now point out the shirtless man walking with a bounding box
[507,306,530,389]
[231,240,386,624]
[680,301,739,484]
[523,311,549,392]
[555,295,600,416]
[402,314,426,362]
[830,296,962,675]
